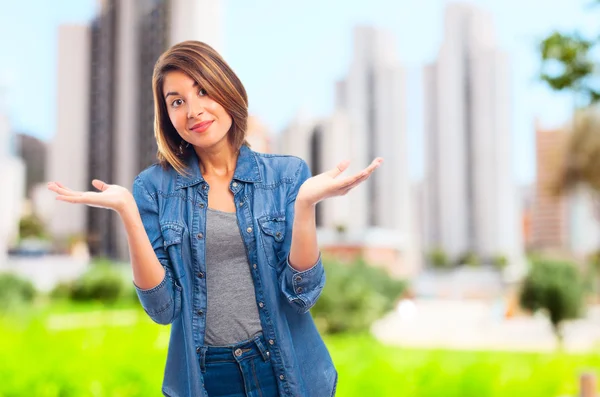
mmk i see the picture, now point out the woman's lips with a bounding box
[191,120,213,133]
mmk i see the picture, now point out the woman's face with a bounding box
[162,70,233,151]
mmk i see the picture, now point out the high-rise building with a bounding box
[48,24,91,245]
[423,3,524,268]
[246,116,272,154]
[279,26,419,276]
[530,121,569,250]
[0,108,25,266]
[531,120,600,256]
[50,0,223,259]
[15,133,47,198]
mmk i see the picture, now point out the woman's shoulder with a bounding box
[134,163,177,192]
[252,151,308,180]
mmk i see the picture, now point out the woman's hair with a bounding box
[151,40,249,174]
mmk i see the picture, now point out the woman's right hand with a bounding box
[47,179,135,215]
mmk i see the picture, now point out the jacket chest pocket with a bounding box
[258,214,287,269]
[160,223,186,279]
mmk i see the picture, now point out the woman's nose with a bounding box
[187,97,204,118]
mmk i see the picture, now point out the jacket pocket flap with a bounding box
[161,223,184,248]
[258,215,286,242]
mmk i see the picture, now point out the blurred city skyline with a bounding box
[0,0,598,185]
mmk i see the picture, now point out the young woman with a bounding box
[48,40,382,397]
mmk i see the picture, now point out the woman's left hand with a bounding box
[296,157,384,207]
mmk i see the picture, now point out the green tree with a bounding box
[539,2,600,274]
[519,259,585,348]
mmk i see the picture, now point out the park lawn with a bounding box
[0,305,598,397]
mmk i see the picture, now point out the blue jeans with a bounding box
[200,333,279,397]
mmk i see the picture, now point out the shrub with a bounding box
[19,214,48,240]
[456,251,481,267]
[492,254,508,270]
[427,248,451,269]
[0,272,36,313]
[519,259,585,347]
[50,260,127,304]
[311,257,407,334]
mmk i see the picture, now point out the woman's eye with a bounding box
[171,99,183,107]
[198,88,207,96]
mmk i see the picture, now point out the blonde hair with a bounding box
[151,41,249,175]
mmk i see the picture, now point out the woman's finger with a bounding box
[336,158,382,187]
[56,195,86,204]
[92,179,110,192]
[54,181,72,191]
[324,160,351,178]
[341,172,371,192]
[49,184,83,197]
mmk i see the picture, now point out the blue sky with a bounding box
[0,0,597,183]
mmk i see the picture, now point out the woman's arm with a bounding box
[48,178,181,325]
[279,157,383,313]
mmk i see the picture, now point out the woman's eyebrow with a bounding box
[164,82,199,99]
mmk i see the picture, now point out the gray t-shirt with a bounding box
[203,208,262,346]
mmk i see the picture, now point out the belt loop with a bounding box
[253,335,270,362]
[199,346,208,373]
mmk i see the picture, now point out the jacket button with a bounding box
[294,276,302,282]
[199,203,205,208]
[232,182,238,188]
[196,347,201,353]
[197,272,204,279]
[268,339,274,345]
[296,287,303,293]
[234,348,242,357]
[197,233,204,239]
[239,201,244,207]
[258,302,264,308]
[246,227,253,233]
[197,310,203,316]
[253,264,257,269]
[279,375,285,380]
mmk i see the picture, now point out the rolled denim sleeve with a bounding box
[132,176,182,325]
[278,159,326,314]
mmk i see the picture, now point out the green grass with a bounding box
[327,334,600,397]
[0,304,598,397]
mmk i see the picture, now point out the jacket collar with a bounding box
[175,144,261,190]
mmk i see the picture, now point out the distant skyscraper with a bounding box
[423,3,523,265]
[531,121,569,250]
[246,116,272,154]
[16,133,48,198]
[531,120,600,256]
[279,26,420,276]
[0,109,25,265]
[48,24,91,245]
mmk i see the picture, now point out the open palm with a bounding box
[47,180,132,213]
[297,157,383,205]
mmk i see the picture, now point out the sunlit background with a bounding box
[1,0,599,396]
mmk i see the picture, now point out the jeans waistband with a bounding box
[199,333,270,372]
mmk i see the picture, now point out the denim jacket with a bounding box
[132,145,337,397]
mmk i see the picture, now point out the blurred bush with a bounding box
[19,213,49,240]
[51,259,133,305]
[455,251,481,267]
[491,254,508,270]
[519,259,585,347]
[0,272,36,313]
[311,257,406,334]
[426,247,451,270]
